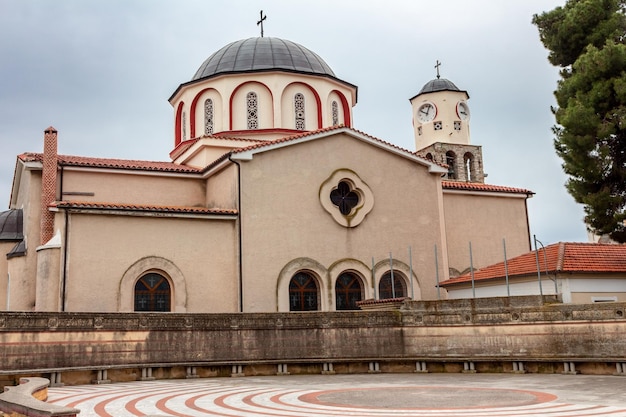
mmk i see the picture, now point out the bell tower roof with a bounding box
[411,78,469,100]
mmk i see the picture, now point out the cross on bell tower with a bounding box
[435,60,442,79]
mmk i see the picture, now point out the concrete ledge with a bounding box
[0,377,79,417]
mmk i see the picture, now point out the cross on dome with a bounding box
[257,10,267,37]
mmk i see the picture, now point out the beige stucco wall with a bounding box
[443,191,531,274]
[238,133,448,312]
[62,212,238,312]
[205,164,238,210]
[4,167,42,310]
[60,169,205,207]
[0,242,10,309]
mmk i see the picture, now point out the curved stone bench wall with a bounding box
[1,296,625,386]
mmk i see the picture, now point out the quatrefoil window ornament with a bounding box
[320,169,374,228]
[330,181,359,215]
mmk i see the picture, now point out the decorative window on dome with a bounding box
[247,92,258,130]
[294,93,305,130]
[204,99,214,135]
[332,101,339,126]
[182,112,187,140]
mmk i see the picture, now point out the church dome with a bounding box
[192,37,336,81]
[418,78,462,95]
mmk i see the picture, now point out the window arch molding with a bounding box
[328,258,371,310]
[189,87,222,138]
[372,258,421,300]
[281,82,322,130]
[277,257,328,312]
[119,256,187,312]
[329,90,351,127]
[229,81,274,131]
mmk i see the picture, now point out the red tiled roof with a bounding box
[440,242,626,286]
[19,153,201,173]
[51,201,237,215]
[443,181,534,195]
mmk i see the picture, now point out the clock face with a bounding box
[457,102,470,120]
[417,102,436,123]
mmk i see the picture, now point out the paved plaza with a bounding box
[48,373,626,416]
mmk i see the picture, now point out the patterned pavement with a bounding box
[48,373,626,416]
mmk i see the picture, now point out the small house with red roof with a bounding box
[439,242,626,303]
[1,37,535,313]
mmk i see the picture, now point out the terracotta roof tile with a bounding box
[19,153,201,174]
[52,201,237,215]
[443,181,534,195]
[439,242,626,286]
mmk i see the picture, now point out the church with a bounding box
[0,36,534,313]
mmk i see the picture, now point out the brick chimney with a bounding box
[40,126,58,245]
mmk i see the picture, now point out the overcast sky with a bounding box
[0,0,589,245]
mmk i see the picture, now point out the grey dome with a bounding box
[418,78,461,95]
[192,37,336,81]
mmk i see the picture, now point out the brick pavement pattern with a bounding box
[48,374,626,417]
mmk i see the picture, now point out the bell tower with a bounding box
[411,65,484,183]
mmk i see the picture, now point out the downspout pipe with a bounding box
[228,155,244,313]
[60,165,68,312]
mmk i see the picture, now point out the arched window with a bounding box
[294,93,305,130]
[204,98,214,135]
[247,92,258,130]
[464,152,474,182]
[335,272,363,310]
[378,271,406,299]
[134,273,171,312]
[446,151,456,179]
[425,153,433,161]
[331,100,339,126]
[289,271,319,311]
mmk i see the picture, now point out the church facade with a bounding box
[0,37,534,313]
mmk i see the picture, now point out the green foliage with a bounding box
[533,0,626,242]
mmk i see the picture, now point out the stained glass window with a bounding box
[204,98,214,135]
[247,92,258,130]
[134,273,171,312]
[295,93,305,130]
[335,272,363,310]
[289,271,319,311]
[332,100,339,126]
[330,181,359,216]
[378,271,406,300]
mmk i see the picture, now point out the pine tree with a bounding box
[533,0,626,242]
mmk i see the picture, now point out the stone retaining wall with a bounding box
[1,296,625,386]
